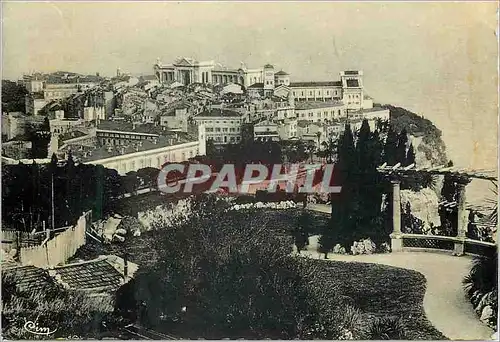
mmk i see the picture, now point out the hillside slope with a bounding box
[383,105,448,167]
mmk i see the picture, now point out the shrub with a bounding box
[377,242,392,253]
[333,244,347,254]
[350,238,376,255]
[463,249,498,330]
[114,195,361,339]
[364,317,408,340]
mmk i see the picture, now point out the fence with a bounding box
[18,211,91,267]
[393,233,497,257]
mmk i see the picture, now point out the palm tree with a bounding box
[315,131,322,150]
[317,137,337,163]
[485,180,498,227]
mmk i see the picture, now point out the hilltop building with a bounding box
[194,109,243,145]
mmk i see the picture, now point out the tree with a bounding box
[115,195,352,339]
[383,125,398,165]
[395,128,408,165]
[406,143,416,166]
[28,119,51,158]
[1,80,28,112]
[136,167,160,190]
[317,138,337,163]
[294,212,312,253]
[320,124,356,252]
[438,161,458,236]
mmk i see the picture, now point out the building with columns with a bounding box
[154,58,290,90]
[154,58,374,111]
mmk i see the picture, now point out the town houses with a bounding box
[2,57,389,177]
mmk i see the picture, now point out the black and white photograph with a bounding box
[1,2,498,340]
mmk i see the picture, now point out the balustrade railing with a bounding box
[394,233,496,257]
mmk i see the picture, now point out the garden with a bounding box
[62,194,445,340]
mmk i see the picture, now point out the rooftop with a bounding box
[297,120,322,128]
[142,75,158,81]
[275,70,289,76]
[53,256,129,291]
[344,71,359,75]
[68,132,195,163]
[295,100,344,110]
[248,83,264,89]
[195,109,242,118]
[264,64,274,69]
[255,120,278,127]
[2,265,56,293]
[59,130,89,142]
[97,120,170,135]
[290,81,342,88]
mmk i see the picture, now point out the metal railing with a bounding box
[397,233,497,257]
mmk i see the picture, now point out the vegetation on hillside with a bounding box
[2,80,28,113]
[111,195,444,340]
[382,104,448,166]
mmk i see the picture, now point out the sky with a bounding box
[2,1,499,171]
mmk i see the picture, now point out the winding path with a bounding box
[300,249,494,340]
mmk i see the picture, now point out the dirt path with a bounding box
[300,250,494,340]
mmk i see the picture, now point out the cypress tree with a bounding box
[321,124,356,251]
[356,120,371,172]
[406,143,416,166]
[384,125,398,165]
[396,128,408,165]
[439,160,458,236]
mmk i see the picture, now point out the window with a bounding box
[301,91,304,96]
[301,113,305,118]
[215,127,221,132]
[309,91,313,96]
[223,128,228,132]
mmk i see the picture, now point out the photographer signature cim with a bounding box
[23,319,57,336]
